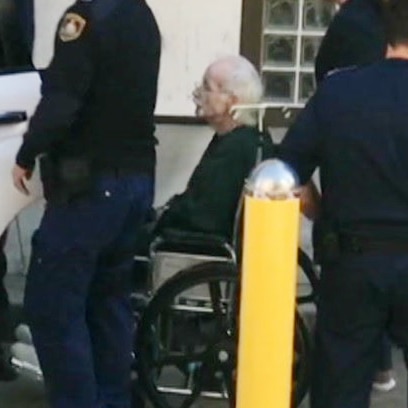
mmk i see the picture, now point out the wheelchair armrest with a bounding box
[159,228,229,248]
[151,228,235,259]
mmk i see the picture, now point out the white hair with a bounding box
[217,56,264,126]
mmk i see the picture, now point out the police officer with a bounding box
[314,0,395,391]
[12,1,161,407]
[315,0,386,83]
[278,0,408,405]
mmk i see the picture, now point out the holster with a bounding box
[313,217,341,264]
[39,155,94,204]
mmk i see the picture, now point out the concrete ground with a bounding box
[1,358,406,408]
[0,364,405,408]
[1,327,406,408]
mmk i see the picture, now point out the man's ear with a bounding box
[226,94,239,113]
[230,94,239,105]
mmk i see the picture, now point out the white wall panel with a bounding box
[33,0,73,68]
[148,0,243,116]
[33,0,243,116]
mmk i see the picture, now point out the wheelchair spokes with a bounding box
[137,261,312,408]
[138,262,238,408]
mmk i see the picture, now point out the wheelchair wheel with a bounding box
[292,309,311,406]
[137,261,311,408]
[297,248,319,304]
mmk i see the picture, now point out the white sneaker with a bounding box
[10,342,42,380]
[10,342,40,368]
[14,324,33,345]
[372,377,397,392]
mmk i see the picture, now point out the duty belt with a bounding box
[340,234,408,254]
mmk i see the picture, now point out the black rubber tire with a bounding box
[297,248,319,304]
[137,261,311,408]
[292,308,312,406]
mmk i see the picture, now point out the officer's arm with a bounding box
[16,12,94,169]
[299,181,321,220]
[278,96,322,185]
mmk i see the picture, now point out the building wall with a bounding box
[33,0,244,117]
[32,0,73,68]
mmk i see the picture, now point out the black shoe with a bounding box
[0,357,18,382]
[131,378,145,408]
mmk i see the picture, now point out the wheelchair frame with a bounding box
[133,227,317,408]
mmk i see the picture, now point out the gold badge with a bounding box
[59,13,87,42]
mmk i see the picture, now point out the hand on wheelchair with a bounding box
[136,195,177,245]
[154,202,171,220]
[148,195,179,232]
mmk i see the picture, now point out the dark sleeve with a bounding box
[16,12,94,169]
[315,17,385,83]
[160,140,254,237]
[277,95,322,185]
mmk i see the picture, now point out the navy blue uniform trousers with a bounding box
[24,174,153,408]
[0,231,8,313]
[311,253,408,408]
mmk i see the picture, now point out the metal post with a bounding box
[236,159,300,408]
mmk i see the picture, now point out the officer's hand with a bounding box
[12,165,32,195]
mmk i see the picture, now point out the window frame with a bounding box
[240,0,334,126]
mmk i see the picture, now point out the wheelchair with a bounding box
[9,208,317,408]
[131,222,318,408]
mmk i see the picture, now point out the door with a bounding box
[0,0,42,234]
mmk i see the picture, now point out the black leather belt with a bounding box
[97,167,139,177]
[93,164,152,178]
[341,235,408,254]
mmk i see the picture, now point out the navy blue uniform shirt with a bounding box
[17,0,161,174]
[315,0,386,83]
[279,59,408,237]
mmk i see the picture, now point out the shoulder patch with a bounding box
[59,13,87,42]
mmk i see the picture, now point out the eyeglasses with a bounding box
[192,83,232,102]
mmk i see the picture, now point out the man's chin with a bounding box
[195,108,211,124]
[195,107,204,117]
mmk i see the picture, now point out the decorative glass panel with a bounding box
[303,0,333,29]
[264,35,297,66]
[261,0,335,105]
[300,73,316,101]
[264,0,298,29]
[301,37,322,67]
[264,72,295,102]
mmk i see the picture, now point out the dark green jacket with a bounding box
[158,126,273,240]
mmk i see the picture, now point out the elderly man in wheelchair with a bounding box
[12,55,318,408]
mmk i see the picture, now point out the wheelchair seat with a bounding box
[151,228,236,259]
[141,228,235,293]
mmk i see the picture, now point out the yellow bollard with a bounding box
[236,159,300,408]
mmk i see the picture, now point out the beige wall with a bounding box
[32,0,73,68]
